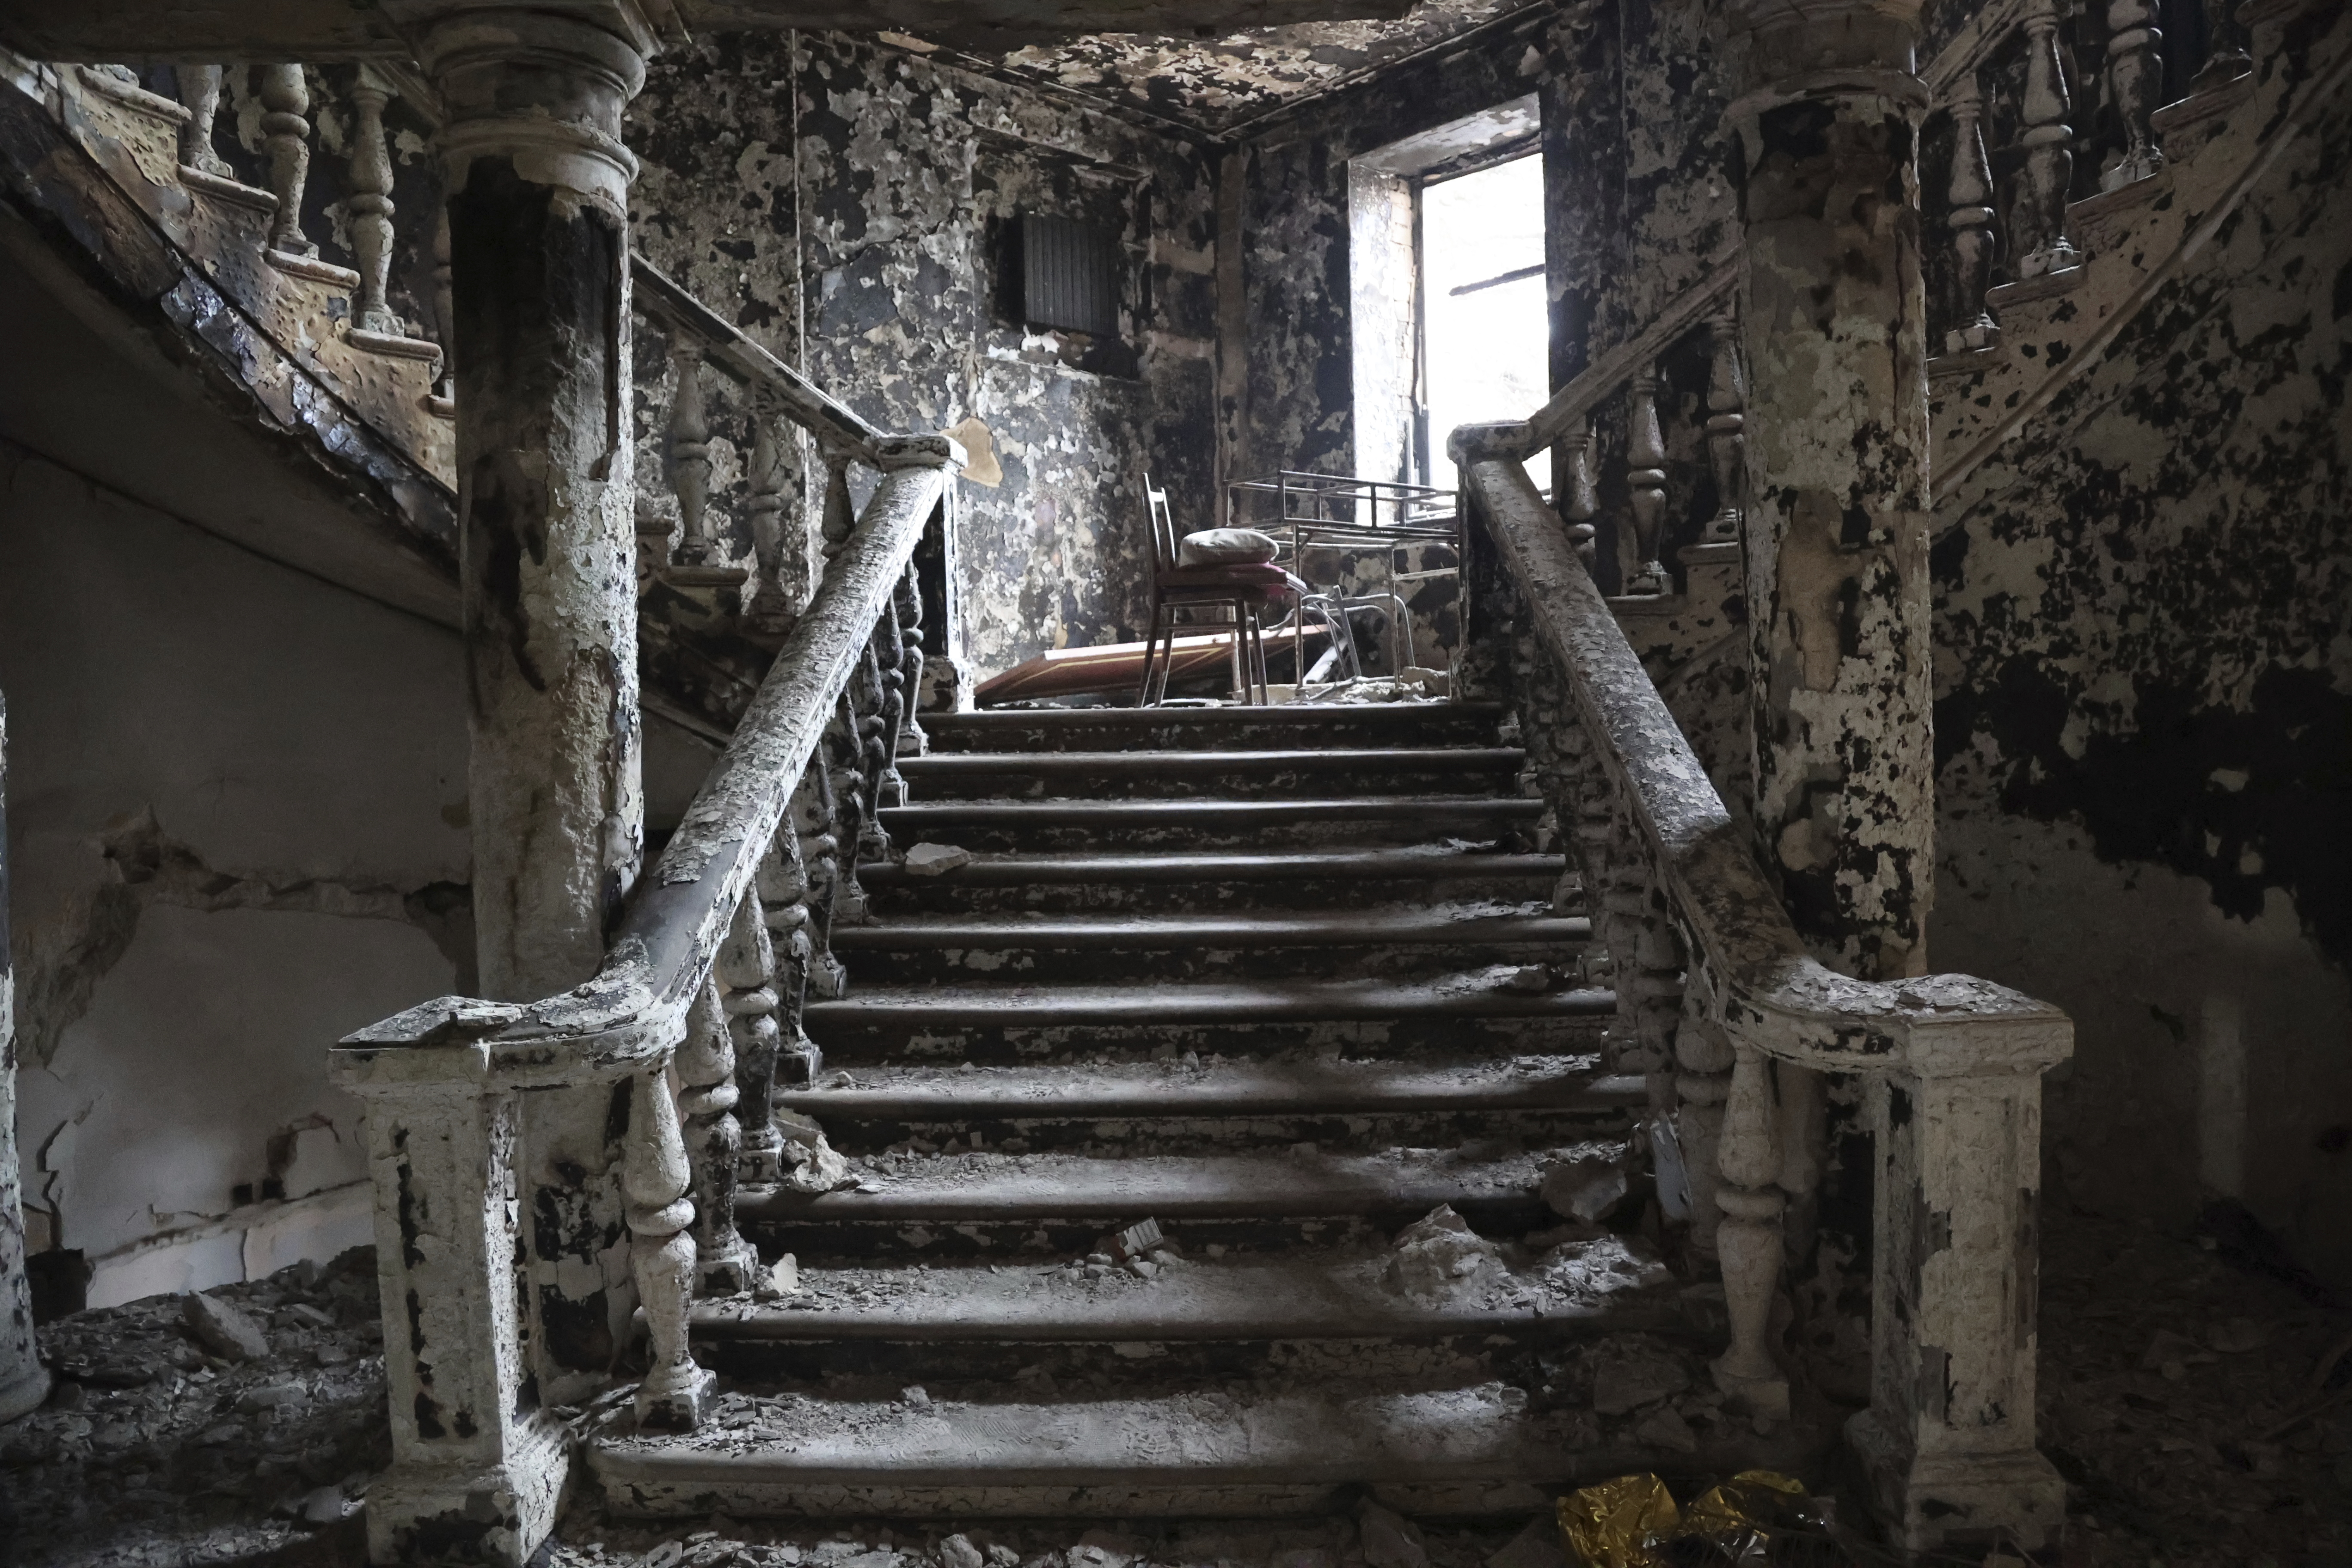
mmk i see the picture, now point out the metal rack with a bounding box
[1222,470,1461,681]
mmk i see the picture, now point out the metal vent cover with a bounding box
[1021,213,1119,337]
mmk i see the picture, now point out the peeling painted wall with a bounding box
[1929,77,2352,1286]
[629,34,1216,681]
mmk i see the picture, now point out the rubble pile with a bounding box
[0,1246,387,1567]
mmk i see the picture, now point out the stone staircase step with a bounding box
[827,908,1587,983]
[780,1056,1640,1154]
[861,848,1566,915]
[876,795,1544,852]
[691,1241,1677,1346]
[805,973,1613,1063]
[735,1147,1581,1264]
[920,702,1503,754]
[896,747,1523,800]
[585,1378,1811,1519]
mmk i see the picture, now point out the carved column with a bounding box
[419,15,659,1557]
[895,560,929,766]
[429,205,456,412]
[1622,368,1670,594]
[2103,0,2167,190]
[744,408,805,636]
[424,5,650,1000]
[2014,0,2084,278]
[1943,79,2002,355]
[1672,1001,1733,1264]
[622,1066,712,1430]
[717,886,786,1195]
[1702,312,1746,542]
[258,64,315,259]
[1729,0,1936,980]
[796,756,850,999]
[677,971,758,1298]
[0,696,50,1424]
[346,66,404,337]
[818,445,857,560]
[174,64,231,178]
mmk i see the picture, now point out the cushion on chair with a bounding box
[1155,562,1304,595]
[1176,527,1280,567]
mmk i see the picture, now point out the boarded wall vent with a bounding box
[1021,213,1119,337]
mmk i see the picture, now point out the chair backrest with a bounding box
[1144,474,1178,574]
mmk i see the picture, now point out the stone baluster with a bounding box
[757,808,826,1096]
[1944,79,2003,355]
[1597,807,1652,1076]
[2102,0,2167,190]
[2193,0,2252,87]
[870,599,912,813]
[1703,311,1746,542]
[853,643,895,867]
[621,1065,711,1430]
[818,445,857,560]
[428,206,455,413]
[895,560,929,766]
[793,758,849,1000]
[1559,418,1600,568]
[1627,881,1687,1121]
[826,693,873,926]
[1712,1044,1790,1420]
[258,64,316,259]
[744,409,804,636]
[1623,368,1670,594]
[667,342,719,569]
[2015,1,2084,279]
[346,67,403,337]
[678,961,760,1298]
[1673,999,1733,1263]
[173,65,231,178]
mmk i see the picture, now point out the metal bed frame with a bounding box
[1224,470,1461,683]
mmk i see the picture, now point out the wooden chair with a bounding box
[1136,475,1301,707]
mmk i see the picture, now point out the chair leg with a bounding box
[1226,598,1244,704]
[1136,600,1159,708]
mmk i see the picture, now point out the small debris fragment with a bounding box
[1541,1154,1631,1226]
[1355,1498,1431,1568]
[640,1544,686,1568]
[901,1385,931,1408]
[1105,1217,1163,1262]
[902,842,974,876]
[940,1536,984,1568]
[182,1290,271,1362]
[758,1254,800,1299]
[1486,1515,1566,1568]
[1382,1204,1499,1300]
[774,1109,854,1193]
[1631,1402,1697,1452]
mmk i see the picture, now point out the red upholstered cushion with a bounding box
[1155,563,1303,593]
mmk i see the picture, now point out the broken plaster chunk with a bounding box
[182,1290,270,1362]
[940,1537,984,1568]
[1503,964,1551,994]
[1485,1515,1566,1568]
[757,1254,800,1300]
[1106,1216,1163,1262]
[1382,1204,1500,1301]
[1541,1155,1631,1226]
[1355,1499,1431,1568]
[1631,1401,1698,1452]
[901,842,974,877]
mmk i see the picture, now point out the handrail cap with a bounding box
[1447,421,1536,466]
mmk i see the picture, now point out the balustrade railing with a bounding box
[1451,273,2073,1541]
[331,252,957,1541]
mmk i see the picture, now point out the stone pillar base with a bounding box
[365,1414,570,1567]
[1845,1409,2066,1555]
[0,1360,50,1424]
[696,1236,762,1298]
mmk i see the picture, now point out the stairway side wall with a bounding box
[1928,76,2352,1291]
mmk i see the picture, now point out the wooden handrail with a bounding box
[1516,257,1740,456]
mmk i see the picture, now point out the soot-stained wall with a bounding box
[629,34,1216,682]
[1929,78,2352,1285]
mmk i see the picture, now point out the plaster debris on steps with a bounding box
[901,842,976,877]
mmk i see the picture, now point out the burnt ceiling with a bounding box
[904,0,1553,137]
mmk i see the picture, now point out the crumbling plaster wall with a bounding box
[1929,77,2352,1286]
[0,438,716,1309]
[629,33,1217,681]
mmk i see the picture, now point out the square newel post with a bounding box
[1846,1013,2073,1556]
[333,1006,567,1567]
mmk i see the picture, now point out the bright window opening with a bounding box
[1420,153,1549,495]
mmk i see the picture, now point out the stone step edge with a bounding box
[859,850,1566,887]
[805,978,1614,1025]
[898,747,1524,777]
[829,913,1589,952]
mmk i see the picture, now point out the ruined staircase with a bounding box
[585,701,1810,1520]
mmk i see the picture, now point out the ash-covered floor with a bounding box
[2,1210,2346,1568]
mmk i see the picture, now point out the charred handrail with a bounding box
[1514,258,1740,457]
[1455,437,2067,1066]
[335,447,955,1085]
[631,251,882,463]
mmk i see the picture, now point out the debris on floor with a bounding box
[1381,1204,1501,1300]
[1,1245,387,1567]
[901,843,975,877]
[775,1109,855,1194]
